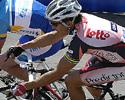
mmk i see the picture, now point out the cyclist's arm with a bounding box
[19,30,67,49]
[25,56,76,90]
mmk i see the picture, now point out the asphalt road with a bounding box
[0,33,125,100]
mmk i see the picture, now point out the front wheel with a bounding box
[109,95,125,100]
[14,88,53,100]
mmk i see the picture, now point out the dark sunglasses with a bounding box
[49,21,60,26]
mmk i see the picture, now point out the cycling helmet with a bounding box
[46,0,82,22]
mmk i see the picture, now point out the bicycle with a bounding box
[87,81,125,100]
[0,52,69,100]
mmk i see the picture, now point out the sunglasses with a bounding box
[49,21,60,26]
[50,21,69,28]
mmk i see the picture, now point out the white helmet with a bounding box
[46,0,82,22]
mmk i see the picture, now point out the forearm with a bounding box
[19,31,64,49]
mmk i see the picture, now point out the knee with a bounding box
[65,74,77,89]
[65,74,73,85]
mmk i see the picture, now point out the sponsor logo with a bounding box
[88,49,125,63]
[19,29,40,36]
[29,47,41,52]
[67,49,73,54]
[92,50,117,62]
[85,72,125,84]
[111,21,118,32]
[86,28,110,40]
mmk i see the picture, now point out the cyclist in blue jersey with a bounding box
[0,0,67,81]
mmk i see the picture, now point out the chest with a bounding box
[76,14,124,47]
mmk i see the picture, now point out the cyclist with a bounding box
[3,0,125,99]
[0,0,67,81]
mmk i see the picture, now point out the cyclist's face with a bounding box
[50,21,69,35]
[49,21,61,27]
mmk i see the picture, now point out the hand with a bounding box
[5,46,24,61]
[11,83,27,96]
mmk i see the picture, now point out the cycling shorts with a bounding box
[79,56,125,85]
[64,35,125,85]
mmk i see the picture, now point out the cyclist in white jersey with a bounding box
[0,0,67,81]
[2,0,125,99]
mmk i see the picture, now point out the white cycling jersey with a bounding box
[64,13,125,85]
[76,13,124,47]
[65,13,125,64]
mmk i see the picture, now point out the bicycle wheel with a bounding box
[109,95,125,100]
[0,73,17,100]
[0,73,31,100]
[37,88,53,100]
[119,95,125,100]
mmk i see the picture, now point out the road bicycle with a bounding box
[87,81,125,100]
[0,52,69,100]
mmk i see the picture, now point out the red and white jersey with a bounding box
[64,13,125,85]
[65,13,125,64]
[75,13,125,47]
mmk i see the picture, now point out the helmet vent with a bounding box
[47,3,57,15]
[62,11,73,15]
[59,0,69,6]
[74,6,80,11]
[50,7,65,17]
[46,0,82,21]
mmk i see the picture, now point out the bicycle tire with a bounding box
[37,89,53,100]
[0,86,10,92]
[0,75,27,100]
[109,95,125,100]
[119,95,125,100]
